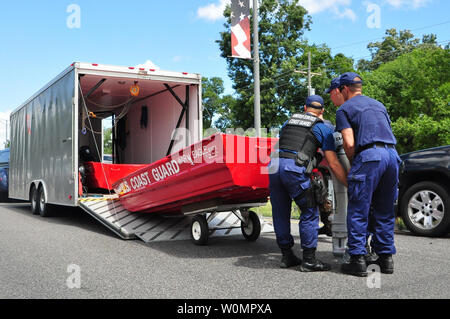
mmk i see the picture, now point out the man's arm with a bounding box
[341,128,355,164]
[324,150,348,187]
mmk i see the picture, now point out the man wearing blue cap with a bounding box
[335,72,400,277]
[325,76,378,263]
[325,77,345,108]
[269,95,348,271]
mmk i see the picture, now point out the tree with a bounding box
[357,28,439,72]
[201,77,237,133]
[216,0,355,131]
[103,127,112,154]
[363,46,450,153]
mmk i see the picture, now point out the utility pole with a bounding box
[253,0,261,137]
[307,52,312,96]
[295,51,322,96]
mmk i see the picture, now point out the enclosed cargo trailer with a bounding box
[9,63,274,244]
[10,63,201,212]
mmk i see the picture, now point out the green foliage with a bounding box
[202,77,237,132]
[357,28,439,72]
[103,127,112,155]
[216,0,354,130]
[364,46,450,153]
[392,116,450,154]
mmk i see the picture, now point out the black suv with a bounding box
[398,145,450,237]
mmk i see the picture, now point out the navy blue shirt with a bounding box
[336,95,396,151]
[280,113,336,153]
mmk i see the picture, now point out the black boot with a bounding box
[376,254,394,274]
[299,248,331,272]
[341,255,368,277]
[365,244,378,264]
[280,249,302,269]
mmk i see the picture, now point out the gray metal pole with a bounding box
[307,51,312,96]
[253,0,261,137]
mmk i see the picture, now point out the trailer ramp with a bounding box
[78,196,274,243]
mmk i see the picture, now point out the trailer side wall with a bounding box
[10,70,76,205]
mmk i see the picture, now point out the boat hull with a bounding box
[113,134,278,214]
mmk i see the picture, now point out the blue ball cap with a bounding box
[325,77,340,94]
[339,72,363,86]
[306,95,324,109]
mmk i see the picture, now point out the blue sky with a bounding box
[0,0,449,139]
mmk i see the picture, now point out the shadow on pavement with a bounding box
[141,233,343,271]
[3,202,116,239]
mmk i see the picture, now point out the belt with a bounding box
[357,142,395,155]
[278,151,297,159]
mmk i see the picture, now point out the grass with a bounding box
[254,200,301,220]
[255,201,408,231]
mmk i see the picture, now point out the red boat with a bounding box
[110,133,278,215]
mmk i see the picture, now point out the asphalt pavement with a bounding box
[1,202,449,299]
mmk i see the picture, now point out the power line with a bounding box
[252,39,450,96]
[330,20,450,50]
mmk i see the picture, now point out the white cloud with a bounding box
[197,0,256,22]
[384,0,431,9]
[335,7,357,21]
[197,0,230,22]
[298,0,351,14]
[197,0,356,22]
[298,0,356,21]
[135,60,160,70]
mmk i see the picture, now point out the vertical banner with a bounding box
[231,0,251,59]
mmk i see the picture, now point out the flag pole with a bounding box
[252,0,261,137]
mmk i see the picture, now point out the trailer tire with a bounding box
[191,215,209,246]
[38,186,53,217]
[241,211,261,242]
[30,186,39,215]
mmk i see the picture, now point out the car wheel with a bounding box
[401,181,449,237]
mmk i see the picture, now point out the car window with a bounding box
[0,150,9,163]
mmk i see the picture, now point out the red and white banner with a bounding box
[231,0,251,59]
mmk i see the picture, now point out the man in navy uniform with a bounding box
[317,77,345,237]
[269,95,348,271]
[325,77,345,108]
[325,77,377,262]
[335,72,400,276]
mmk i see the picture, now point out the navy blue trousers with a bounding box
[268,158,319,250]
[347,146,400,255]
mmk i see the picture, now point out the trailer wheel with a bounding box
[30,186,39,215]
[38,187,53,217]
[191,215,209,246]
[241,211,261,242]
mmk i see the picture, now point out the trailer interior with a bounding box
[77,72,200,195]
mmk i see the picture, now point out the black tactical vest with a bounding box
[279,113,323,159]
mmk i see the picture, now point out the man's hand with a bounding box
[324,150,348,187]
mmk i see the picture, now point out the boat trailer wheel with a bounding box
[191,214,209,246]
[190,210,262,245]
[241,210,261,242]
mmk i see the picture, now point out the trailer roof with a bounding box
[12,62,202,116]
[75,62,201,84]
